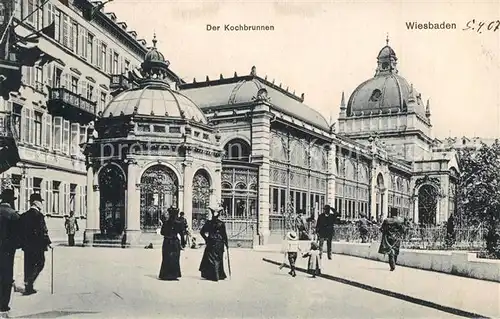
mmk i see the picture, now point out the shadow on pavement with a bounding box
[13,310,100,318]
[262,258,489,319]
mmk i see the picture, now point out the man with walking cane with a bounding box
[20,193,51,295]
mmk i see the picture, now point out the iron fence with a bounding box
[332,224,487,250]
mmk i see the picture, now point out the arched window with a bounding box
[224,139,251,162]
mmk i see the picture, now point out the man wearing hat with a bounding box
[0,188,21,316]
[20,193,51,295]
[315,204,337,260]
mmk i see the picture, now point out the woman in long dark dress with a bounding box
[199,206,229,281]
[158,207,183,281]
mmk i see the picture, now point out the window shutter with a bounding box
[45,180,50,212]
[93,38,98,66]
[64,183,69,215]
[70,123,79,155]
[53,116,62,151]
[62,15,68,47]
[21,107,26,143]
[45,114,52,149]
[29,109,35,144]
[63,120,69,154]
[68,20,74,51]
[107,47,112,73]
[46,65,53,87]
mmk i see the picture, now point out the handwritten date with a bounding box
[463,19,500,33]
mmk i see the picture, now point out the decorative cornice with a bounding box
[70,67,82,76]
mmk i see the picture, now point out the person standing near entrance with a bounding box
[378,208,405,271]
[0,189,21,316]
[199,205,229,282]
[177,212,188,249]
[20,193,51,295]
[158,207,183,281]
[315,205,336,260]
[64,211,79,247]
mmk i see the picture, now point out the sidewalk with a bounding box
[262,251,499,318]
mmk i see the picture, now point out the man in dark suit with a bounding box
[20,193,51,295]
[0,189,21,316]
[315,205,336,259]
[178,212,188,249]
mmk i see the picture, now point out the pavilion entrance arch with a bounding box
[192,169,212,231]
[98,163,126,237]
[139,164,179,231]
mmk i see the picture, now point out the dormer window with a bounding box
[369,89,382,102]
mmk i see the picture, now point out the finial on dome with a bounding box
[386,32,389,46]
[152,33,157,48]
[426,99,431,117]
[250,66,256,76]
[301,93,305,101]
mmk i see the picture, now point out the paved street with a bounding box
[7,246,498,318]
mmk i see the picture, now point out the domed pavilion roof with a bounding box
[101,35,208,124]
[346,38,426,118]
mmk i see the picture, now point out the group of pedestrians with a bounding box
[158,205,229,282]
[0,189,51,317]
[280,205,406,277]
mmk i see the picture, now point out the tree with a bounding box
[456,140,500,258]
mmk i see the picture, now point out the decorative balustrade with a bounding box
[48,88,97,120]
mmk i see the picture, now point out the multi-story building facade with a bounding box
[83,36,462,247]
[0,0,154,239]
[0,1,469,246]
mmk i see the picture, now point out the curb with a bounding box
[262,258,489,319]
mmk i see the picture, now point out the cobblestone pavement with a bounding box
[6,246,495,318]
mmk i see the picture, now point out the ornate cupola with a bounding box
[375,34,398,76]
[139,34,171,89]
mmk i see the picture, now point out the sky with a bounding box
[105,0,500,139]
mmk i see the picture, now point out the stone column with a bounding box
[326,144,336,208]
[369,168,378,220]
[84,164,99,245]
[125,159,141,244]
[182,162,193,227]
[252,113,271,245]
[382,187,389,219]
[413,196,419,224]
[438,176,449,223]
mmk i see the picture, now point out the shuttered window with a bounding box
[45,180,50,213]
[63,120,70,154]
[53,116,62,151]
[44,113,52,148]
[70,123,79,155]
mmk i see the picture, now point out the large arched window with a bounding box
[224,138,251,162]
[192,169,212,230]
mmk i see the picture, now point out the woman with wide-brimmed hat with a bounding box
[158,206,184,281]
[199,204,228,281]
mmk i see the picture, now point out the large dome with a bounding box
[346,42,426,117]
[101,34,207,124]
[102,87,207,123]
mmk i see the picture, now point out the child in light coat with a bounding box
[303,241,322,278]
[279,231,301,277]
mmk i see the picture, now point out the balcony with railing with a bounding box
[48,88,97,124]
